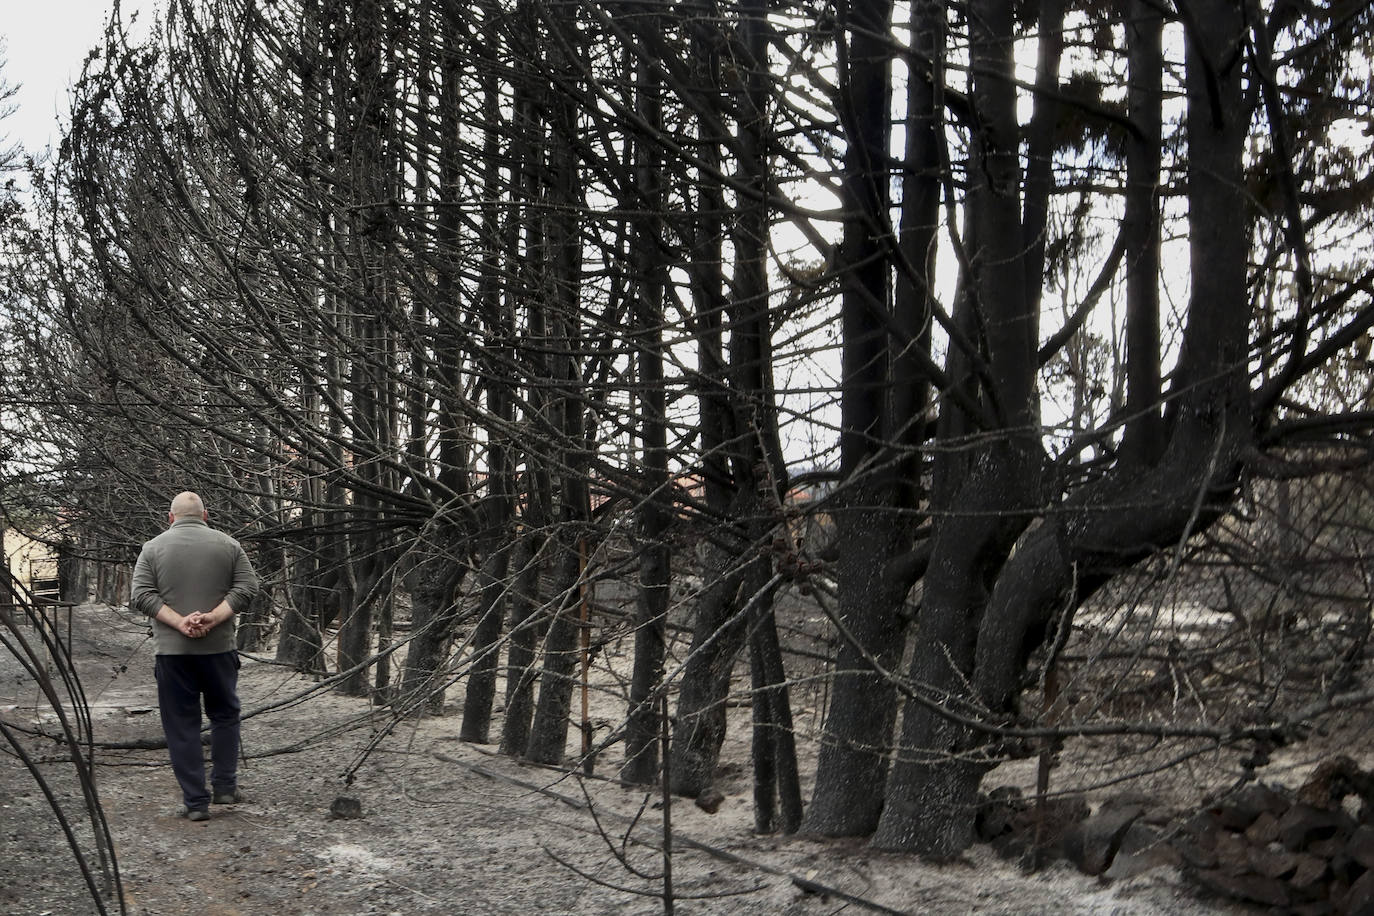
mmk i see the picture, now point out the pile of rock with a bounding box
[1175,757,1374,913]
[975,786,1177,879]
[976,755,1374,914]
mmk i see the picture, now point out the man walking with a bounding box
[132,491,260,822]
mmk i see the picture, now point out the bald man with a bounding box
[131,491,259,822]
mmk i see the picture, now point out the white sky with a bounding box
[1,1,129,158]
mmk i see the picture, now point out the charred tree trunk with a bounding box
[669,530,755,795]
[805,0,905,837]
[525,546,584,765]
[459,542,513,742]
[873,0,1043,853]
[335,0,389,698]
[237,541,279,653]
[747,575,802,834]
[274,0,330,676]
[523,51,587,766]
[459,9,517,743]
[670,0,793,812]
[665,0,741,799]
[1121,0,1165,465]
[873,0,1252,856]
[397,533,468,716]
[394,0,479,712]
[622,10,671,784]
[499,530,547,756]
[278,519,325,673]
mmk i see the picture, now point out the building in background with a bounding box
[2,527,61,601]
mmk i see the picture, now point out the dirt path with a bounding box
[1,604,1243,915]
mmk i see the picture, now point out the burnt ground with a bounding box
[0,602,1266,915]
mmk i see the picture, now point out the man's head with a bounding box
[168,491,208,524]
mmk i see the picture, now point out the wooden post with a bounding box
[579,537,594,775]
[660,691,674,915]
[1030,666,1060,871]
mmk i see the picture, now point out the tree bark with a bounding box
[1121,0,1165,464]
[459,542,513,742]
[621,7,671,784]
[873,0,1252,856]
[499,531,547,757]
[748,578,803,834]
[668,537,754,796]
[805,0,906,838]
[397,534,468,716]
[872,0,1041,853]
[525,547,584,765]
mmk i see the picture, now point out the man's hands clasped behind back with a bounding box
[173,611,215,639]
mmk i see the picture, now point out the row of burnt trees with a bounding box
[2,0,1373,857]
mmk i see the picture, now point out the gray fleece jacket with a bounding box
[131,517,260,655]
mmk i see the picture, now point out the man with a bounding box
[131,491,260,822]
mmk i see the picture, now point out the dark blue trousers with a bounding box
[155,651,240,811]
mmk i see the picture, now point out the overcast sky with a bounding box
[2,1,130,157]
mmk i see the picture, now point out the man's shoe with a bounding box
[178,806,210,822]
[212,788,243,805]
